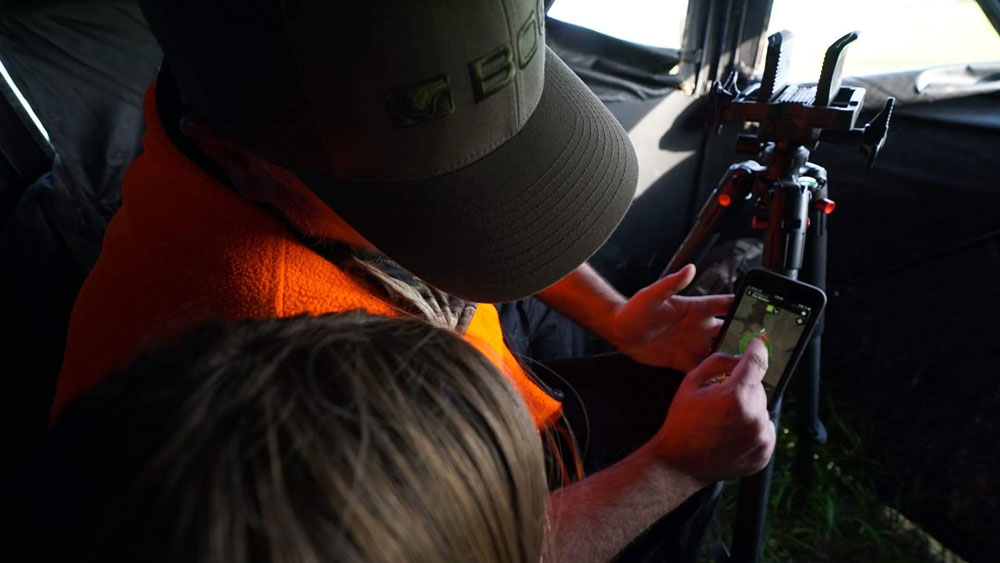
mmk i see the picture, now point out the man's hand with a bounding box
[651,338,776,482]
[609,264,733,372]
[542,339,774,563]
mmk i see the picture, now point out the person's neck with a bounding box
[155,64,373,250]
[202,136,371,248]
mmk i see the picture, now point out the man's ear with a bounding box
[178,115,374,249]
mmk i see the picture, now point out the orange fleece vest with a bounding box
[52,84,561,428]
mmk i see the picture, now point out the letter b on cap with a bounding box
[469,45,516,102]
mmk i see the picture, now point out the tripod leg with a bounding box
[661,162,762,278]
[729,146,810,563]
[795,166,830,487]
[794,335,826,487]
[729,411,781,563]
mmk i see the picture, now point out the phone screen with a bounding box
[717,284,814,390]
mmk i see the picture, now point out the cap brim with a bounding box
[300,48,637,303]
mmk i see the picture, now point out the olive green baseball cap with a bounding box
[142,0,637,302]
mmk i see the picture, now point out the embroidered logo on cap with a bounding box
[385,2,542,129]
[386,75,456,128]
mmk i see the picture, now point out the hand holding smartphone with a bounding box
[713,269,827,408]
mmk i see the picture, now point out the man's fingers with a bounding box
[730,338,770,386]
[698,294,735,317]
[699,317,724,337]
[687,352,740,383]
[641,264,696,302]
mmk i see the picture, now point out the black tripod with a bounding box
[660,30,894,562]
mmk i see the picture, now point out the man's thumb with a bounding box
[731,337,770,386]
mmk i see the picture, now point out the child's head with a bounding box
[43,312,547,562]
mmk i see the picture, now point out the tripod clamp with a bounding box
[712,31,894,168]
[663,146,831,280]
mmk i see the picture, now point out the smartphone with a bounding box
[714,269,827,406]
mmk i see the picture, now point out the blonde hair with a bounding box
[355,256,462,328]
[51,312,548,563]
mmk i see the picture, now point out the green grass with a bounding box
[700,397,965,563]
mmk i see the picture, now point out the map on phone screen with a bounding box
[717,285,812,389]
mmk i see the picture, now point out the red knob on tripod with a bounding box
[814,198,836,215]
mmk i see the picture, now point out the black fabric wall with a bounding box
[0,1,160,473]
[809,94,1000,563]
